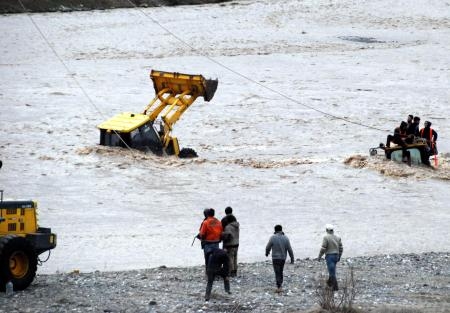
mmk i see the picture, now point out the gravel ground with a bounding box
[1,252,449,313]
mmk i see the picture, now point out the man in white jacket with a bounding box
[318,224,343,291]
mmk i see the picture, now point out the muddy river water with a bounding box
[1,0,449,273]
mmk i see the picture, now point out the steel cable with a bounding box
[17,0,137,153]
[125,0,390,133]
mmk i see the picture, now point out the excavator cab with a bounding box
[98,70,218,158]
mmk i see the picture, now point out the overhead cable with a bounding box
[125,0,390,133]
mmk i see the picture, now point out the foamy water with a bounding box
[1,0,449,273]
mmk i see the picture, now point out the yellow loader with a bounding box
[97,70,218,157]
[0,161,57,291]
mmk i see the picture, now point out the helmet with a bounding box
[325,224,334,231]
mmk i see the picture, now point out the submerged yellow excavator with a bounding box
[97,70,218,158]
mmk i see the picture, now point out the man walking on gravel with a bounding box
[204,248,231,301]
[265,225,294,293]
[317,224,343,291]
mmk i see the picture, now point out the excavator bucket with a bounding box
[150,70,218,102]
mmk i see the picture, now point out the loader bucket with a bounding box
[150,70,218,101]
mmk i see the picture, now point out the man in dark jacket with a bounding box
[221,206,235,229]
[205,248,231,301]
[385,121,411,166]
[222,215,240,277]
[386,121,409,147]
[407,116,420,137]
[265,225,294,293]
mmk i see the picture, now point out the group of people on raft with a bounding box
[384,114,438,166]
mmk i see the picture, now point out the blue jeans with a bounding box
[203,242,219,268]
[325,253,339,279]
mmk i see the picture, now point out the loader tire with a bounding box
[0,235,37,291]
[179,148,198,158]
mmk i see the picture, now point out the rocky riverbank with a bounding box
[2,252,449,313]
[0,0,230,14]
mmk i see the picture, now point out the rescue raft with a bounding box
[370,138,433,166]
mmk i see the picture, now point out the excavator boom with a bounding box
[143,70,218,128]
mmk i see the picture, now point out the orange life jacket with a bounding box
[420,127,434,141]
[420,127,437,155]
[199,217,223,242]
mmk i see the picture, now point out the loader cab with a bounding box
[99,129,131,147]
[130,122,163,155]
[98,112,163,155]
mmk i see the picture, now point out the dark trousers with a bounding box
[205,272,230,300]
[203,243,219,269]
[272,259,285,288]
[225,246,238,276]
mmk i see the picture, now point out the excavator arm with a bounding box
[142,70,218,154]
[144,70,217,126]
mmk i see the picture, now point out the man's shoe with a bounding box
[327,277,333,287]
[276,287,283,293]
[333,283,339,291]
[332,277,339,291]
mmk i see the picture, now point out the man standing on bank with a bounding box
[221,206,235,229]
[318,224,343,291]
[265,225,294,293]
[221,207,240,277]
[197,208,223,270]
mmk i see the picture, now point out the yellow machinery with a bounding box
[0,162,57,291]
[97,70,218,157]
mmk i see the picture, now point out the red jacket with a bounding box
[199,217,223,242]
